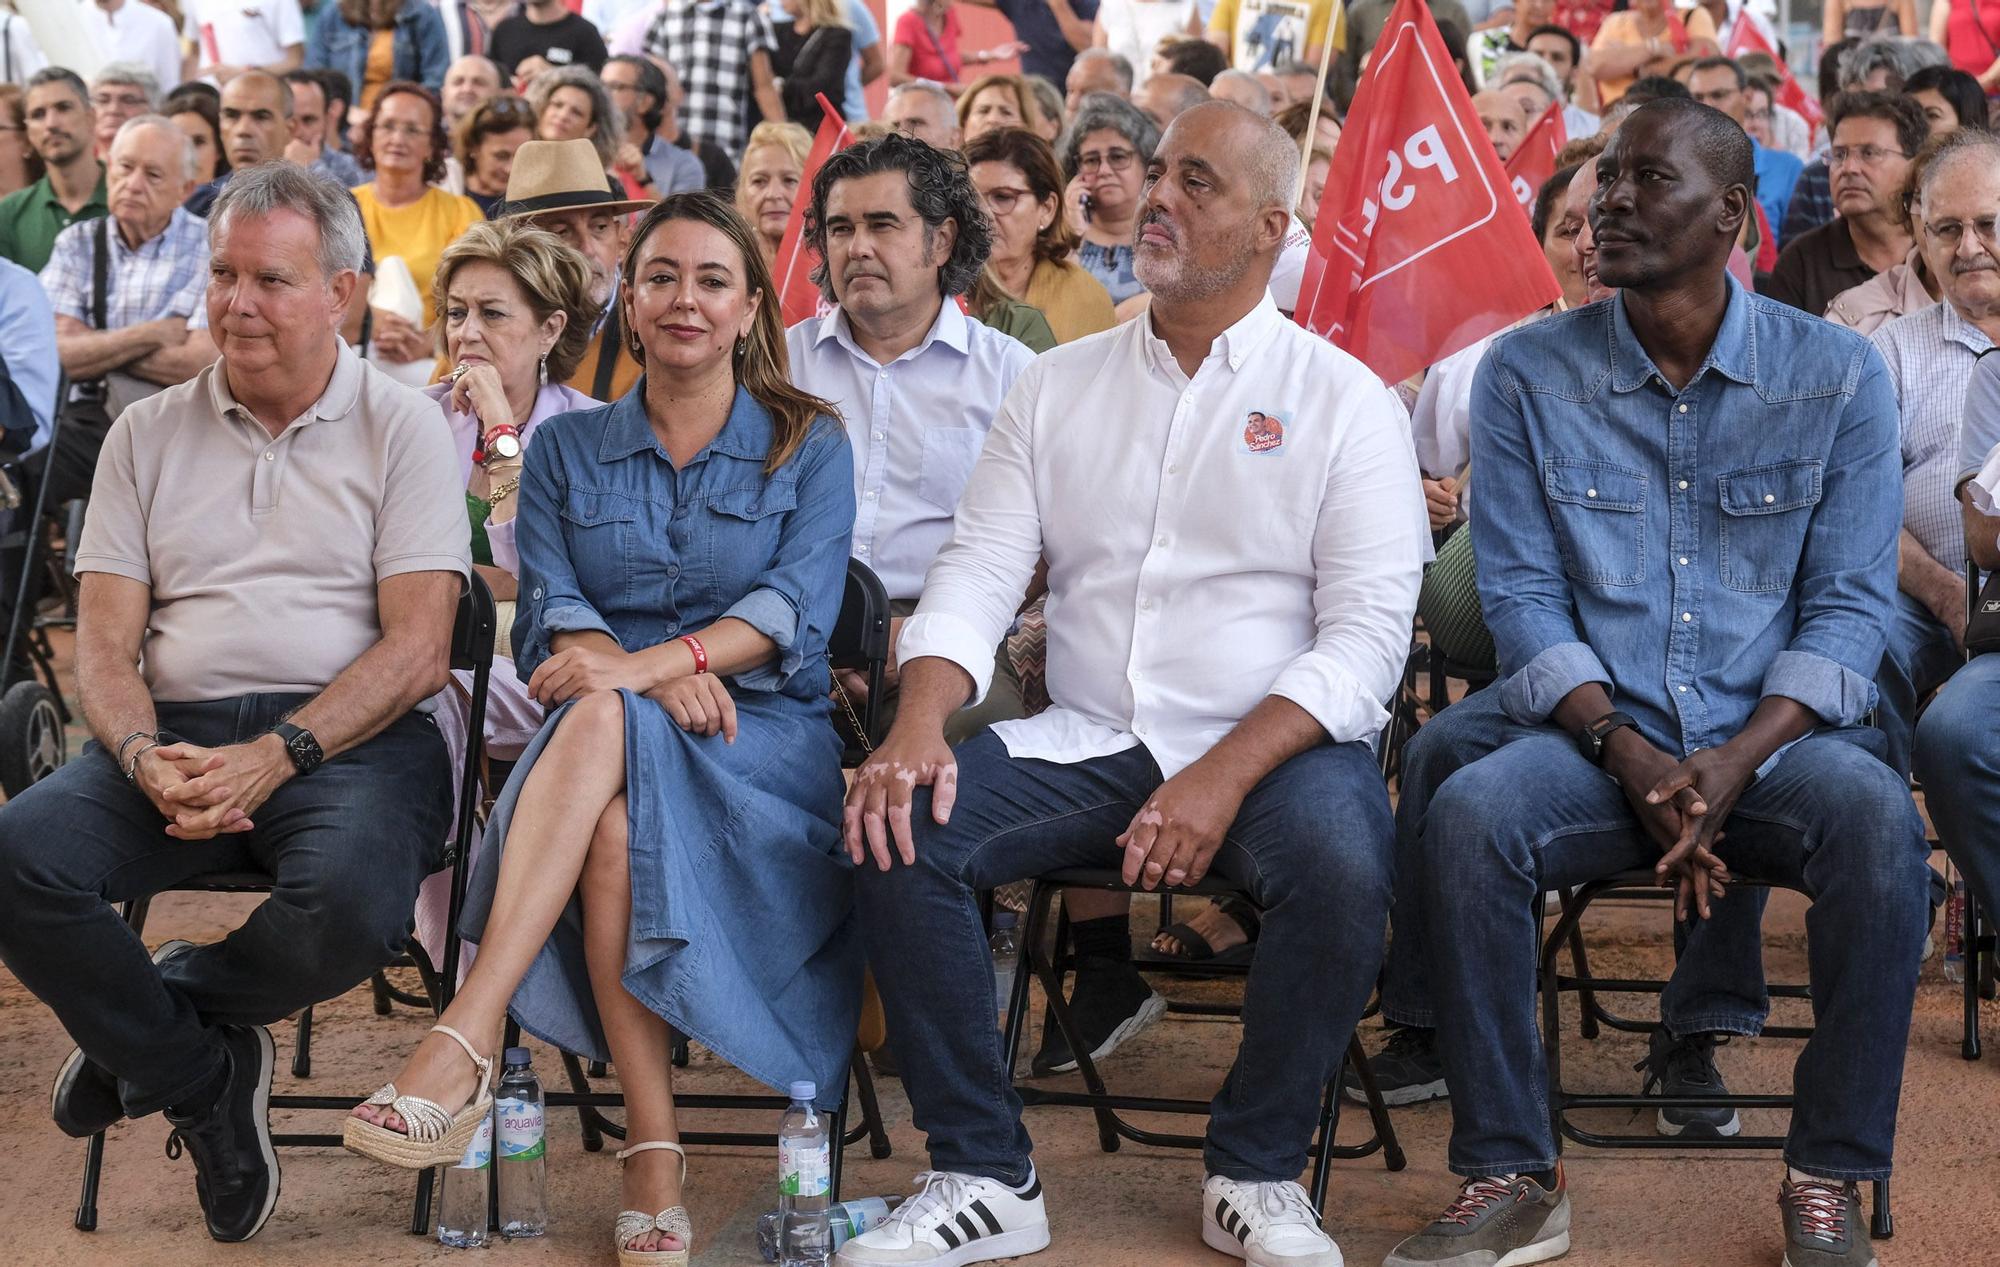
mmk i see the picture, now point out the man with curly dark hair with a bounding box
[786,130,1035,738]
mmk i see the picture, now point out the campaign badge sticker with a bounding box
[1241,409,1289,455]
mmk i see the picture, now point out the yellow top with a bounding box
[363,29,395,109]
[1206,0,1342,70]
[352,183,485,328]
[1024,257,1118,345]
[1591,7,1717,105]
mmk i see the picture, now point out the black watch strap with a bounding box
[273,721,324,776]
[1578,710,1639,766]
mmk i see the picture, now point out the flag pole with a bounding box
[1296,5,1343,196]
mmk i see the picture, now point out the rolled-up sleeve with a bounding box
[726,422,856,693]
[1467,349,1613,724]
[510,430,615,680]
[1762,349,1900,725]
[897,362,1047,706]
[1266,382,1427,743]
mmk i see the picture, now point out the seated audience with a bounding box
[81,18,177,119]
[1061,91,1158,305]
[283,68,367,186]
[1494,50,1601,139]
[1208,68,1271,114]
[1132,70,1208,128]
[965,126,1116,343]
[352,80,484,383]
[1588,0,1717,107]
[0,70,105,274]
[1904,63,1989,136]
[528,66,622,180]
[348,193,858,1267]
[642,0,786,155]
[1022,74,1065,142]
[1470,0,1554,85]
[772,0,854,132]
[441,54,503,131]
[1828,137,1945,333]
[306,0,451,106]
[455,94,536,215]
[882,78,962,149]
[736,120,810,271]
[1780,36,1938,249]
[44,114,218,487]
[165,88,228,186]
[0,161,467,1245]
[89,63,158,161]
[492,138,652,400]
[838,101,1424,1267]
[1765,91,1925,317]
[184,70,294,215]
[1065,46,1134,112]
[642,56,737,192]
[1381,101,1929,1267]
[1687,56,1803,232]
[603,55,705,197]
[1472,88,1527,161]
[490,0,609,79]
[0,85,39,201]
[959,72,1043,142]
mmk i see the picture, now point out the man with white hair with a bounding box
[1494,49,1599,138]
[884,79,962,149]
[0,161,467,1245]
[89,63,159,161]
[1210,67,1273,114]
[42,115,216,497]
[1065,47,1133,113]
[839,101,1424,1267]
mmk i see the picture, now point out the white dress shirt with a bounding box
[786,300,1035,602]
[82,0,184,104]
[899,295,1429,778]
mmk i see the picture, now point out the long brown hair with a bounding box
[619,192,839,474]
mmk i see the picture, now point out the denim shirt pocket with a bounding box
[707,481,800,575]
[1543,458,1647,587]
[1718,459,1823,593]
[560,490,640,609]
[917,427,985,513]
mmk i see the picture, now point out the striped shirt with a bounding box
[1871,300,1993,575]
[40,205,210,334]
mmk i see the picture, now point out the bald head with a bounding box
[1210,69,1273,115]
[1135,102,1299,305]
[1134,74,1210,129]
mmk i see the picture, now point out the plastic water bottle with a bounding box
[1946,864,1968,985]
[990,913,1021,1027]
[778,1081,831,1266]
[757,1197,902,1261]
[436,1112,492,1248]
[495,1048,548,1238]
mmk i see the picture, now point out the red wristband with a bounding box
[680,634,707,674]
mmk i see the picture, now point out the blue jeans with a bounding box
[1390,690,1928,1181]
[0,694,451,1117]
[1873,589,1961,779]
[1384,691,1774,1040]
[1914,653,2000,920]
[855,730,1394,1185]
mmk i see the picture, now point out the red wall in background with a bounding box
[860,0,1028,118]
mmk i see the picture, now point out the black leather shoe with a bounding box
[51,939,196,1138]
[164,1024,279,1243]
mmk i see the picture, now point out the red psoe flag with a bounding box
[775,95,853,327]
[1293,0,1561,385]
[1504,101,1567,212]
[1726,13,1822,129]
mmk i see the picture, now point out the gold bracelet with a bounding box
[488,476,522,503]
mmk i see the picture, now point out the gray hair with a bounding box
[1495,51,1562,105]
[112,113,198,182]
[1060,91,1160,178]
[527,65,622,167]
[888,78,957,117]
[1273,59,1319,78]
[210,163,368,279]
[1073,47,1135,94]
[92,61,160,108]
[1211,69,1272,115]
[1228,101,1298,212]
[25,66,87,107]
[1839,35,1945,92]
[1919,126,2000,208]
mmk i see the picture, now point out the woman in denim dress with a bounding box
[347,193,858,1266]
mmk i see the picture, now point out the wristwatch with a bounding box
[482,424,522,464]
[272,721,324,776]
[1576,710,1639,766]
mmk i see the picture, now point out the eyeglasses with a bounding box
[375,120,430,138]
[91,92,148,110]
[1827,144,1909,168]
[979,185,1036,215]
[1926,216,2000,247]
[1076,147,1136,174]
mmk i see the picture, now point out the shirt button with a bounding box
[1167,464,1180,475]
[1130,668,1143,681]
[1764,493,1776,504]
[1678,684,1689,692]
[1678,556,1689,566]
[877,370,887,379]
[1586,488,1597,499]
[872,431,885,441]
[667,564,680,578]
[262,451,274,461]
[1678,480,1689,491]
[1681,612,1693,623]
[1156,535,1169,547]
[1677,404,1688,414]
[864,489,878,500]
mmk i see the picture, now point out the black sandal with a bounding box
[1149,897,1261,965]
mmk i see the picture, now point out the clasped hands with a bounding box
[527,641,737,741]
[133,735,294,841]
[1606,733,1756,921]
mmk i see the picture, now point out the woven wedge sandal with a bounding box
[615,1139,692,1267]
[342,1024,494,1169]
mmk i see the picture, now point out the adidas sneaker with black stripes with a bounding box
[836,1169,1051,1266]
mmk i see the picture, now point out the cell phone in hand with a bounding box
[1079,191,1094,224]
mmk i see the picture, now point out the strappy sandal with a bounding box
[342,1024,494,1169]
[615,1139,692,1267]
[1148,896,1261,966]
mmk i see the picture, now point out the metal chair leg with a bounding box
[1966,889,1984,1062]
[1307,1076,1338,1212]
[408,1166,435,1236]
[371,969,394,1016]
[292,1005,314,1079]
[561,1049,609,1153]
[1345,1032,1406,1171]
[1872,1179,1892,1239]
[73,1132,104,1232]
[850,1053,893,1160]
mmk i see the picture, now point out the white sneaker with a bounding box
[836,1170,1051,1266]
[1201,1175,1343,1267]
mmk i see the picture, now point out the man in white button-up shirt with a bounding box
[836,103,1427,1267]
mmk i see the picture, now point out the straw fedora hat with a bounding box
[493,138,656,219]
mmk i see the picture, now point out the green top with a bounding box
[467,493,492,567]
[0,166,109,275]
[975,297,1058,354]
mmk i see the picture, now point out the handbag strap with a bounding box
[918,13,960,82]
[91,215,108,332]
[593,303,622,399]
[1973,0,2000,60]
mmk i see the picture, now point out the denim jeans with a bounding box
[1389,689,1928,1181]
[0,694,451,1117]
[1873,589,1962,779]
[855,729,1394,1185]
[1384,690,1774,1040]
[1914,653,2000,920]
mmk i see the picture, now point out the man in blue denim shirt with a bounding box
[1385,101,1930,1267]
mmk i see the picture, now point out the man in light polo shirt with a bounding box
[0,163,469,1245]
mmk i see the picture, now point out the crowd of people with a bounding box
[0,3,1992,1267]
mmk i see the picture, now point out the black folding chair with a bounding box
[1000,867,1406,1214]
[1957,560,1998,1059]
[525,558,896,1201]
[1539,871,1893,1239]
[74,572,498,1234]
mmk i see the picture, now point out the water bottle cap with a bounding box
[789,1080,817,1102]
[504,1047,531,1067]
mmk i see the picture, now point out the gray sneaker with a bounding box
[1780,1178,1877,1267]
[1635,1028,1740,1138]
[1383,1169,1570,1267]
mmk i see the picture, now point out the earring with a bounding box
[735,336,747,358]
[537,351,548,387]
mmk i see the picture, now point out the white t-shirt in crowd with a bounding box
[80,0,183,101]
[1094,0,1198,73]
[182,0,305,72]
